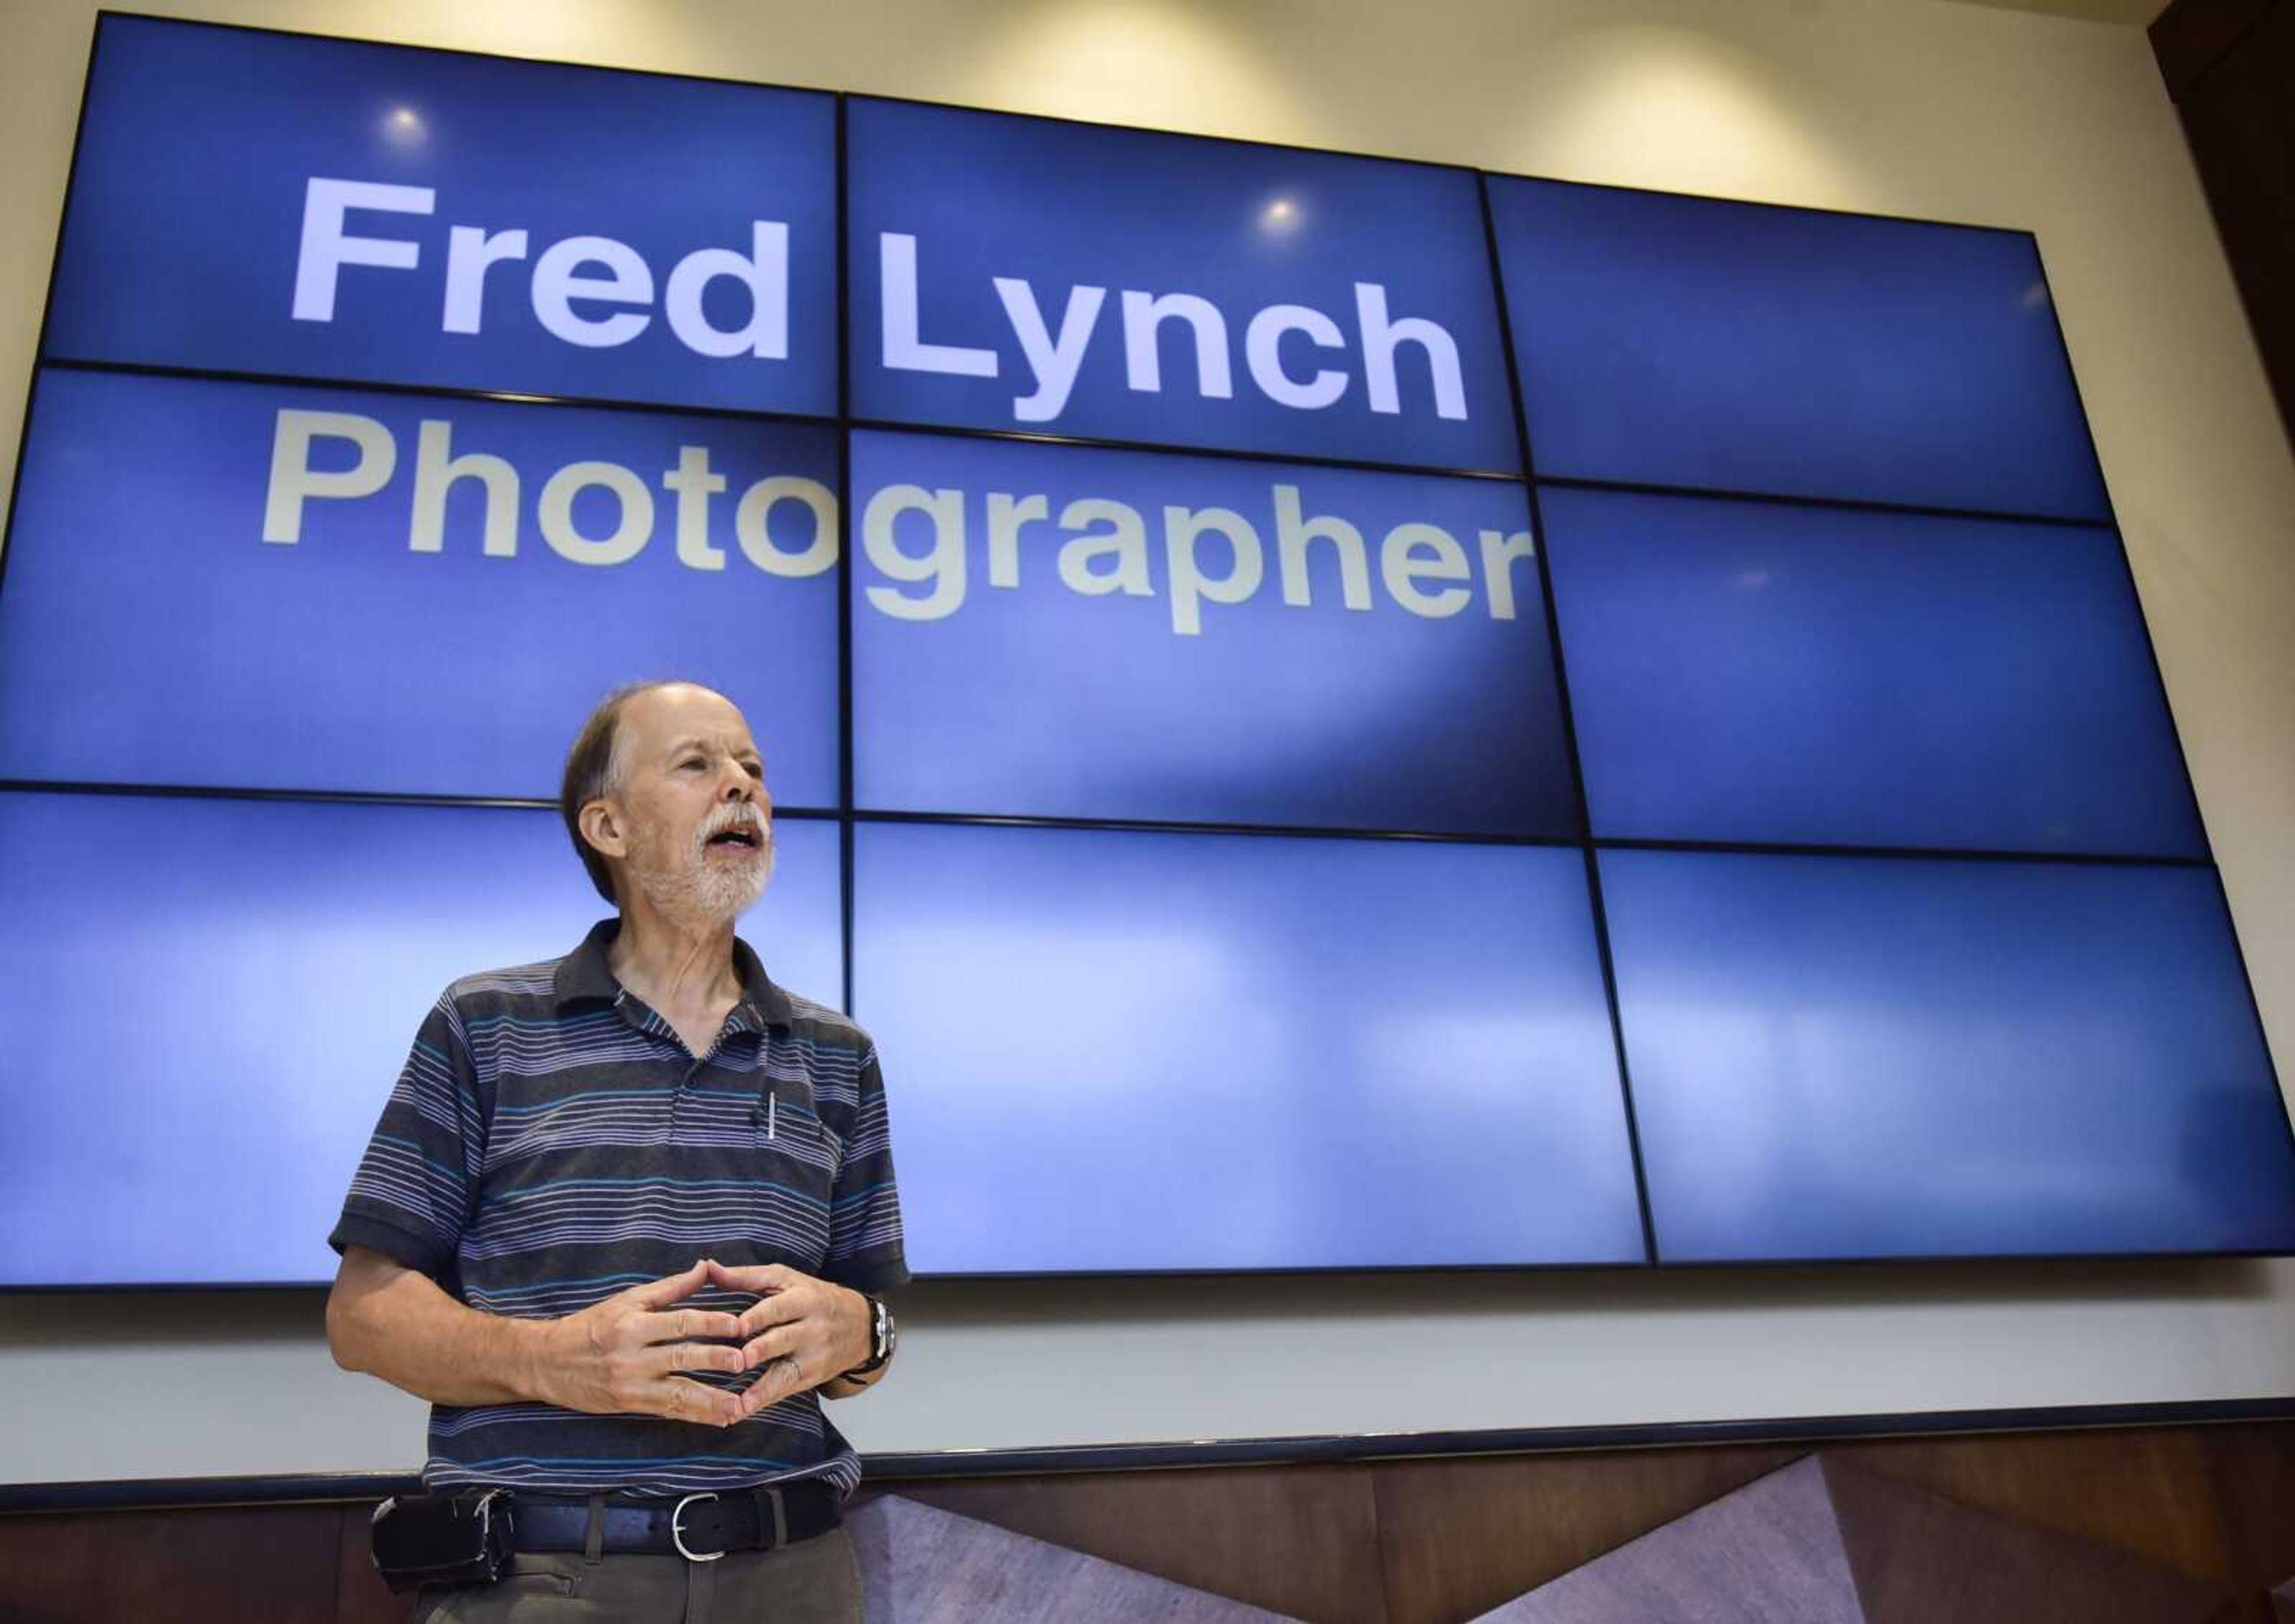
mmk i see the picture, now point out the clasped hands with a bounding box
[531,1258,871,1429]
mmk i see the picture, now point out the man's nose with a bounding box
[720,765,765,806]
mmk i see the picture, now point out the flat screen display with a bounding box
[0,794,843,1286]
[846,96,1520,474]
[850,429,1577,834]
[1541,487,2204,856]
[853,822,1644,1273]
[1487,175,2112,520]
[45,16,838,415]
[0,369,842,805]
[1602,849,2295,1261]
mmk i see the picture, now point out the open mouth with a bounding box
[706,827,763,851]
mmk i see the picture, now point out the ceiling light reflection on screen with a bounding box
[382,105,426,145]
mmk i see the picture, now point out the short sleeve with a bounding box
[822,1042,909,1292]
[328,993,484,1281]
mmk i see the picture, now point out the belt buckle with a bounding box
[672,1492,724,1562]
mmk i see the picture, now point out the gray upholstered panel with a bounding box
[851,1493,1298,1622]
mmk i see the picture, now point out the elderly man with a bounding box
[326,680,904,1622]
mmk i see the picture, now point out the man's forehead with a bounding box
[620,685,758,753]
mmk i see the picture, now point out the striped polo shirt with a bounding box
[328,918,907,1499]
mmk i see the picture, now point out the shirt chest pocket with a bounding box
[752,1077,841,1264]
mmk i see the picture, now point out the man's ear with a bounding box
[579,798,629,861]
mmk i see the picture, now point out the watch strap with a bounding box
[843,1293,892,1378]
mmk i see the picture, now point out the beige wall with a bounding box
[3,0,2293,1484]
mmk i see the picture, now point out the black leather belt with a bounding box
[512,1484,839,1561]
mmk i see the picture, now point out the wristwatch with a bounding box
[844,1293,896,1377]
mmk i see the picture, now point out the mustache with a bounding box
[697,804,771,846]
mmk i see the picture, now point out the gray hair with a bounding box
[559,680,695,904]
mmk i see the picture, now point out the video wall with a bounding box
[2,14,2290,1285]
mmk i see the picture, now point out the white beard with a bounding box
[628,805,774,925]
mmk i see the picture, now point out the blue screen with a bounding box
[45,16,837,415]
[850,430,1576,834]
[1542,488,2204,856]
[0,369,842,804]
[847,97,1519,474]
[1488,177,2111,519]
[5,14,2285,1289]
[1602,849,2295,1262]
[0,794,842,1286]
[853,824,1641,1273]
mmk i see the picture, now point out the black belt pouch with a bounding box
[370,1488,517,1594]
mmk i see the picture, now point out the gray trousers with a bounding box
[410,1525,863,1623]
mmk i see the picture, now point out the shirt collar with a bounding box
[552,916,795,1031]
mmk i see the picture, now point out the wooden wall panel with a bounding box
[333,1504,412,1624]
[1367,1443,1802,1624]
[1822,1457,2227,1624]
[2197,1423,2295,1604]
[2154,0,2295,449]
[1826,1426,2232,1582]
[5,1422,2295,1622]
[2150,0,2275,97]
[0,1504,344,1624]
